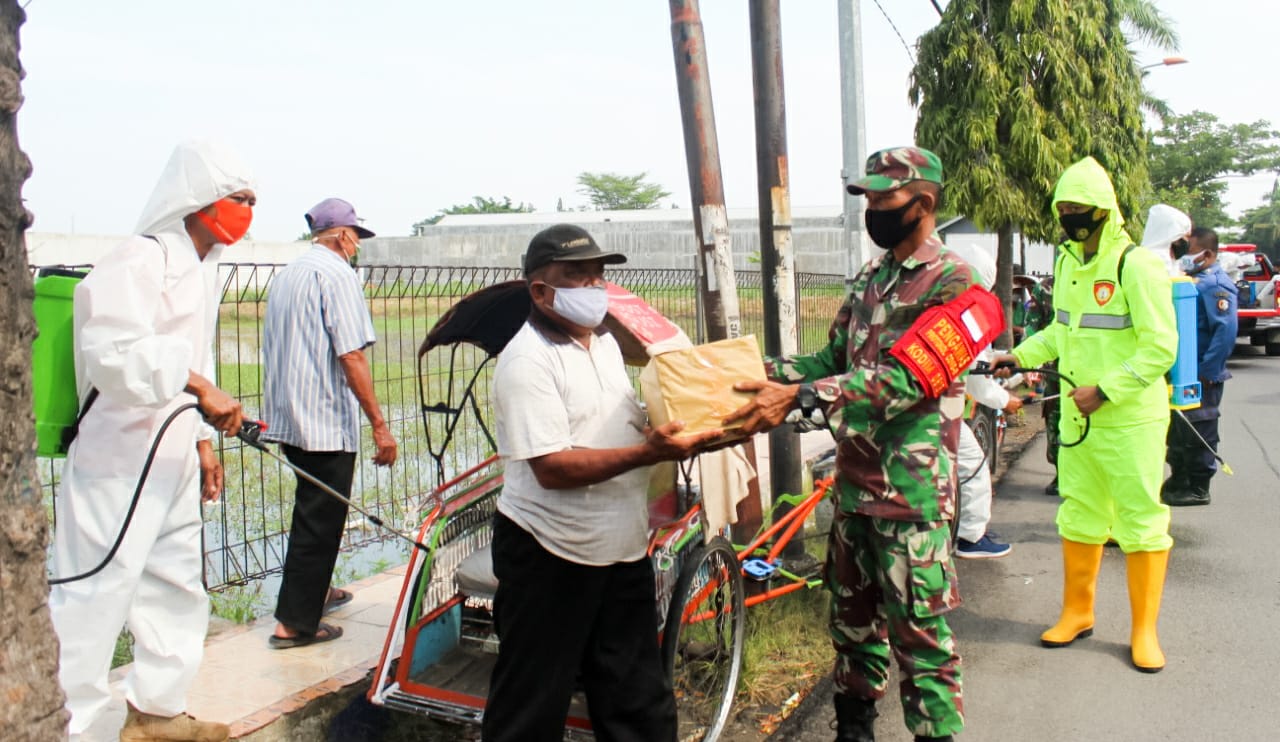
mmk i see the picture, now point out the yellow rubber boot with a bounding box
[1126,549,1170,673]
[1040,539,1104,647]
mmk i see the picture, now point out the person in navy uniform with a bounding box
[1163,226,1237,506]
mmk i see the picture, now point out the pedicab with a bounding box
[367,280,747,741]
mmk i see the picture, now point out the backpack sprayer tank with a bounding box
[32,267,87,458]
[1169,277,1201,411]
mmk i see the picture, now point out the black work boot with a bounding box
[1160,472,1189,505]
[1166,478,1210,507]
[833,693,877,741]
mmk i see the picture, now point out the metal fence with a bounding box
[38,263,846,591]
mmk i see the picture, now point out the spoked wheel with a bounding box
[662,536,745,742]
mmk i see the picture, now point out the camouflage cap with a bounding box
[846,146,943,195]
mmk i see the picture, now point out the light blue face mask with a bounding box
[1179,251,1207,274]
[551,284,609,328]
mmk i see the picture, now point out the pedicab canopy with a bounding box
[420,280,687,363]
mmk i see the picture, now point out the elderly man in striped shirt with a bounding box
[261,197,398,649]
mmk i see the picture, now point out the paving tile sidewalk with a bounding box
[82,565,406,741]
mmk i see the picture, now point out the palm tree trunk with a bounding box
[0,2,69,739]
[996,222,1015,348]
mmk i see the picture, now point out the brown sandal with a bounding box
[323,588,354,614]
[268,621,344,649]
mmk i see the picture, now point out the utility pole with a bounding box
[669,0,762,542]
[749,0,804,555]
[838,0,871,289]
[669,0,742,342]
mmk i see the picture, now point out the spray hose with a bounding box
[970,361,1090,448]
[49,402,202,585]
[234,422,431,554]
[50,404,429,587]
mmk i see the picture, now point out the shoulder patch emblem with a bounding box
[1093,280,1115,306]
[1218,298,1229,312]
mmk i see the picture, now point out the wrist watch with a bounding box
[796,383,818,418]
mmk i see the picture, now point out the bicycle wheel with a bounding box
[662,535,745,742]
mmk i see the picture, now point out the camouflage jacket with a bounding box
[766,236,975,522]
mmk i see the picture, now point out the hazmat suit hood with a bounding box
[134,139,256,237]
[946,242,996,289]
[1139,204,1191,250]
[1140,203,1191,276]
[1051,157,1128,252]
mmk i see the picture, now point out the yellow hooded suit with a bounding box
[1012,157,1176,672]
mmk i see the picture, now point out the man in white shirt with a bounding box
[481,224,720,742]
[947,243,1018,559]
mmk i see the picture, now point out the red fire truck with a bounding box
[1222,243,1280,355]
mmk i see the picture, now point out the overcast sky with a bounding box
[18,0,1279,242]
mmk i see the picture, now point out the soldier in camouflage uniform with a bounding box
[727,147,972,742]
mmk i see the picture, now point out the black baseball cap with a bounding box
[523,224,626,277]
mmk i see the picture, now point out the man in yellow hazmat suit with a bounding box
[995,157,1177,672]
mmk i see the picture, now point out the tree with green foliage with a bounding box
[576,171,670,211]
[1240,179,1280,257]
[911,0,1154,345]
[413,195,534,235]
[1148,111,1280,230]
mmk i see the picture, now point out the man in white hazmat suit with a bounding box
[946,243,1018,559]
[1140,204,1192,277]
[49,140,252,741]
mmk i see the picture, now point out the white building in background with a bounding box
[26,232,312,268]
[25,211,1054,275]
[935,217,1056,275]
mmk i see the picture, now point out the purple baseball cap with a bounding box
[305,197,376,238]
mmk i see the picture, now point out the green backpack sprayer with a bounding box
[32,266,95,458]
[32,266,429,586]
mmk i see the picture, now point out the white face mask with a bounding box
[551,284,609,328]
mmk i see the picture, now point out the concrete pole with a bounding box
[838,0,872,289]
[669,0,742,342]
[669,0,761,542]
[749,0,804,554]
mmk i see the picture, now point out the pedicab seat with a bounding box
[455,543,498,599]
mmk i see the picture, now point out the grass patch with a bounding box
[737,557,832,709]
[112,630,134,669]
[210,582,268,624]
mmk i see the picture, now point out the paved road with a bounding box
[775,346,1280,741]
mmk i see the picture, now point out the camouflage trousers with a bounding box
[826,509,964,738]
[1042,365,1061,465]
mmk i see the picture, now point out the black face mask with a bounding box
[866,195,923,249]
[1059,210,1107,242]
[1170,238,1190,259]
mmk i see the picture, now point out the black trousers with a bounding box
[273,446,355,634]
[481,513,676,742]
[1167,381,1225,484]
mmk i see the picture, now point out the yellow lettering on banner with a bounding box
[922,317,972,379]
[901,341,945,395]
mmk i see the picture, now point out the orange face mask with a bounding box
[195,198,253,245]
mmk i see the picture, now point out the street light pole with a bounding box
[837,0,870,291]
[1140,56,1189,71]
